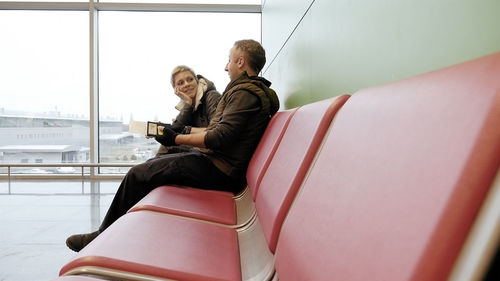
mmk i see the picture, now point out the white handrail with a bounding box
[0,163,136,182]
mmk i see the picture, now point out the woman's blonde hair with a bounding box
[170,65,198,88]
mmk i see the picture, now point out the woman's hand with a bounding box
[175,87,193,106]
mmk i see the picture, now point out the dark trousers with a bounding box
[99,150,243,232]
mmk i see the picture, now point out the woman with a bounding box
[155,65,221,155]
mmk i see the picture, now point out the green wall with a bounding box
[262,0,500,109]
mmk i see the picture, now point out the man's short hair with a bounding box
[234,39,266,74]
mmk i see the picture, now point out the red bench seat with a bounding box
[273,51,500,281]
[56,52,500,281]
[59,95,350,281]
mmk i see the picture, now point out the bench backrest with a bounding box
[256,95,350,252]
[247,108,298,197]
[274,52,500,280]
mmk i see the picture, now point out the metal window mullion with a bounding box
[94,2,260,12]
[0,2,261,12]
[89,0,99,177]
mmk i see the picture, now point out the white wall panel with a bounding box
[263,0,500,108]
[261,0,313,68]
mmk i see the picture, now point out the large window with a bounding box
[0,2,261,175]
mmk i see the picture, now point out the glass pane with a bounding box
[0,11,89,174]
[98,11,261,166]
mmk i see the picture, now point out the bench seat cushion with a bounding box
[129,186,236,225]
[60,211,241,281]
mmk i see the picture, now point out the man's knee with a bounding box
[128,162,150,176]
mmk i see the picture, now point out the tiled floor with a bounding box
[0,179,121,281]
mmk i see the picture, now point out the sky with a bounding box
[0,10,261,124]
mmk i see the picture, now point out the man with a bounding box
[66,39,280,252]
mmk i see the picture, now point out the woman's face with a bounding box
[174,71,198,99]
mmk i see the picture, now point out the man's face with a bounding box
[225,46,243,81]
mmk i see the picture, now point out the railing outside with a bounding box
[0,163,135,181]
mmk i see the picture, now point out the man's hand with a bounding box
[155,128,179,146]
[157,123,173,134]
[171,123,186,133]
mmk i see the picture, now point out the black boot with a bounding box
[66,230,100,252]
